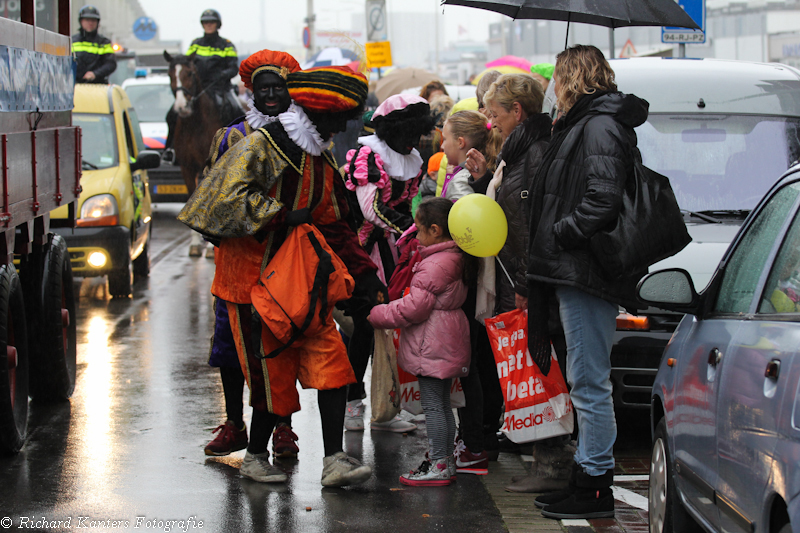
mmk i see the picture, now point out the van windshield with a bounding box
[73,113,118,170]
[124,83,175,123]
[637,115,800,212]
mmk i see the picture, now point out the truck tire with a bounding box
[28,234,76,402]
[0,264,29,453]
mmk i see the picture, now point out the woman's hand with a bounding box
[465,148,488,178]
[515,293,528,310]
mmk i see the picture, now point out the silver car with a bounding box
[642,167,800,533]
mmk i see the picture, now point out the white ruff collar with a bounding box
[279,105,331,156]
[245,95,287,128]
[357,135,422,181]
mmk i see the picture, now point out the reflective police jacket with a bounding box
[186,32,238,93]
[71,29,117,84]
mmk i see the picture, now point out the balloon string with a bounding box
[495,256,515,288]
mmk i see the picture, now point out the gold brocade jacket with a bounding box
[178,128,292,238]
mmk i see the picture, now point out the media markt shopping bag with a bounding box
[485,309,573,443]
[390,329,466,415]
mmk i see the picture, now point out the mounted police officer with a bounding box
[163,9,242,163]
[71,5,117,84]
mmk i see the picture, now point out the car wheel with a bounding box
[649,418,703,533]
[0,265,29,453]
[27,234,76,402]
[133,237,150,279]
[108,262,132,298]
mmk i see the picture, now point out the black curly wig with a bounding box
[372,102,438,145]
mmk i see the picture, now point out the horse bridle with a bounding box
[172,65,214,108]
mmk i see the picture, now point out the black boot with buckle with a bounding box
[540,468,614,520]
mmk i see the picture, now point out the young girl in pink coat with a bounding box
[368,197,471,486]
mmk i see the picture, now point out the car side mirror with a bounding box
[637,268,701,314]
[131,150,161,172]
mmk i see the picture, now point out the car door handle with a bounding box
[765,359,781,380]
[708,348,722,367]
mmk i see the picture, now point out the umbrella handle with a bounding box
[565,12,571,49]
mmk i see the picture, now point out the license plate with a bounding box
[155,184,188,195]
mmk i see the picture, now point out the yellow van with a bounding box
[52,83,160,298]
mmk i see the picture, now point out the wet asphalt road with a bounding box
[0,204,509,533]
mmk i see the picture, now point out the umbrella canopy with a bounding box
[302,47,359,69]
[374,67,441,103]
[471,65,528,85]
[441,0,700,30]
[486,55,532,72]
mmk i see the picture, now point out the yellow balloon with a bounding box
[448,194,508,257]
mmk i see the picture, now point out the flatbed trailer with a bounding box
[0,0,81,453]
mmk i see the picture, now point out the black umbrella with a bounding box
[442,0,700,28]
[442,0,700,48]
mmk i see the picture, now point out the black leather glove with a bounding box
[285,207,313,227]
[344,271,387,318]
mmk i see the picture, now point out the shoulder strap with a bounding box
[252,229,335,359]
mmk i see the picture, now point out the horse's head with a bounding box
[165,51,200,118]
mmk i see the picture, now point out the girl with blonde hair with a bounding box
[440,110,499,201]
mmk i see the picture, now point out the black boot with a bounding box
[541,469,614,520]
[534,461,579,508]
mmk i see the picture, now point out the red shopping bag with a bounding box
[391,329,466,415]
[485,309,573,443]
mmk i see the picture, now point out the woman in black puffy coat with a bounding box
[528,45,650,521]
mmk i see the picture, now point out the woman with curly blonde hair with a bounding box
[528,44,650,520]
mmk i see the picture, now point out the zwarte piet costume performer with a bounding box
[202,49,302,461]
[341,94,437,432]
[179,66,378,487]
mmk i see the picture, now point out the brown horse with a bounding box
[164,51,238,256]
[164,51,223,197]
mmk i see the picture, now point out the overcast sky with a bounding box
[137,0,500,51]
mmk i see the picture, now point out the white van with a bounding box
[607,58,800,409]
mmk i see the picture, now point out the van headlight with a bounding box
[77,194,119,227]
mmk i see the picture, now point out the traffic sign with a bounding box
[365,41,392,69]
[662,0,705,44]
[132,17,157,41]
[366,0,388,42]
[302,26,310,48]
[619,39,637,58]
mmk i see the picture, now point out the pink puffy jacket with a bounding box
[369,240,470,379]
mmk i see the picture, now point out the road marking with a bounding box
[615,474,649,482]
[612,485,649,510]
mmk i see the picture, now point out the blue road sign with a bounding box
[662,0,705,44]
[133,17,157,41]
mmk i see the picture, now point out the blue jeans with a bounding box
[555,286,618,476]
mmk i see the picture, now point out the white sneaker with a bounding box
[400,458,451,486]
[240,451,287,483]
[370,414,417,433]
[344,400,365,431]
[321,451,372,487]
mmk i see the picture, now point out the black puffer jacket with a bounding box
[186,32,239,93]
[527,92,649,310]
[495,113,551,314]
